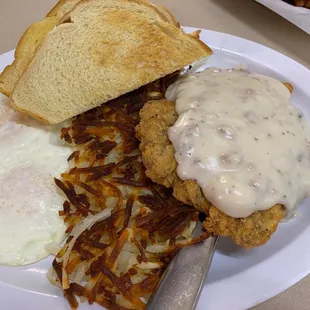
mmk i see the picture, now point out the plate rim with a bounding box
[183,26,310,310]
[0,26,310,310]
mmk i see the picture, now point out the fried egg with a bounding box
[0,94,71,266]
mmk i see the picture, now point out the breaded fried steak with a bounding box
[136,99,286,249]
[287,0,310,8]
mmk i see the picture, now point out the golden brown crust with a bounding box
[47,0,81,17]
[11,0,212,124]
[155,5,180,27]
[0,0,185,99]
[0,0,79,98]
[9,101,50,124]
[0,16,58,97]
[204,204,286,248]
[136,99,179,187]
[1,0,183,100]
[289,0,310,8]
[283,82,294,93]
[136,99,287,248]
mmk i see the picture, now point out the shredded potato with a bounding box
[50,74,209,309]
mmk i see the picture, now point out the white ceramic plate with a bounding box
[1,27,310,310]
[255,0,310,35]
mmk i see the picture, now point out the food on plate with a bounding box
[0,0,180,99]
[0,0,214,308]
[136,68,310,248]
[2,0,211,124]
[0,94,70,266]
[2,0,309,306]
[286,0,310,8]
[0,0,82,98]
[48,78,209,309]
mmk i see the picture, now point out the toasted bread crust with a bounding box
[0,0,79,97]
[11,0,212,124]
[136,99,286,248]
[0,0,186,101]
[47,0,81,17]
[0,17,58,97]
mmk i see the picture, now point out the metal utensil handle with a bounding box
[146,236,218,310]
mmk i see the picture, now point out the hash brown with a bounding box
[50,77,209,309]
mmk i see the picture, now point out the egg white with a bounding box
[0,94,71,266]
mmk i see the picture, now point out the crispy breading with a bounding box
[136,99,286,249]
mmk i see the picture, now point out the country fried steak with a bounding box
[135,99,286,249]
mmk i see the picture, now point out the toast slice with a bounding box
[11,0,212,124]
[0,0,81,97]
[0,0,179,98]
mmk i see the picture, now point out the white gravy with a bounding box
[166,68,310,218]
